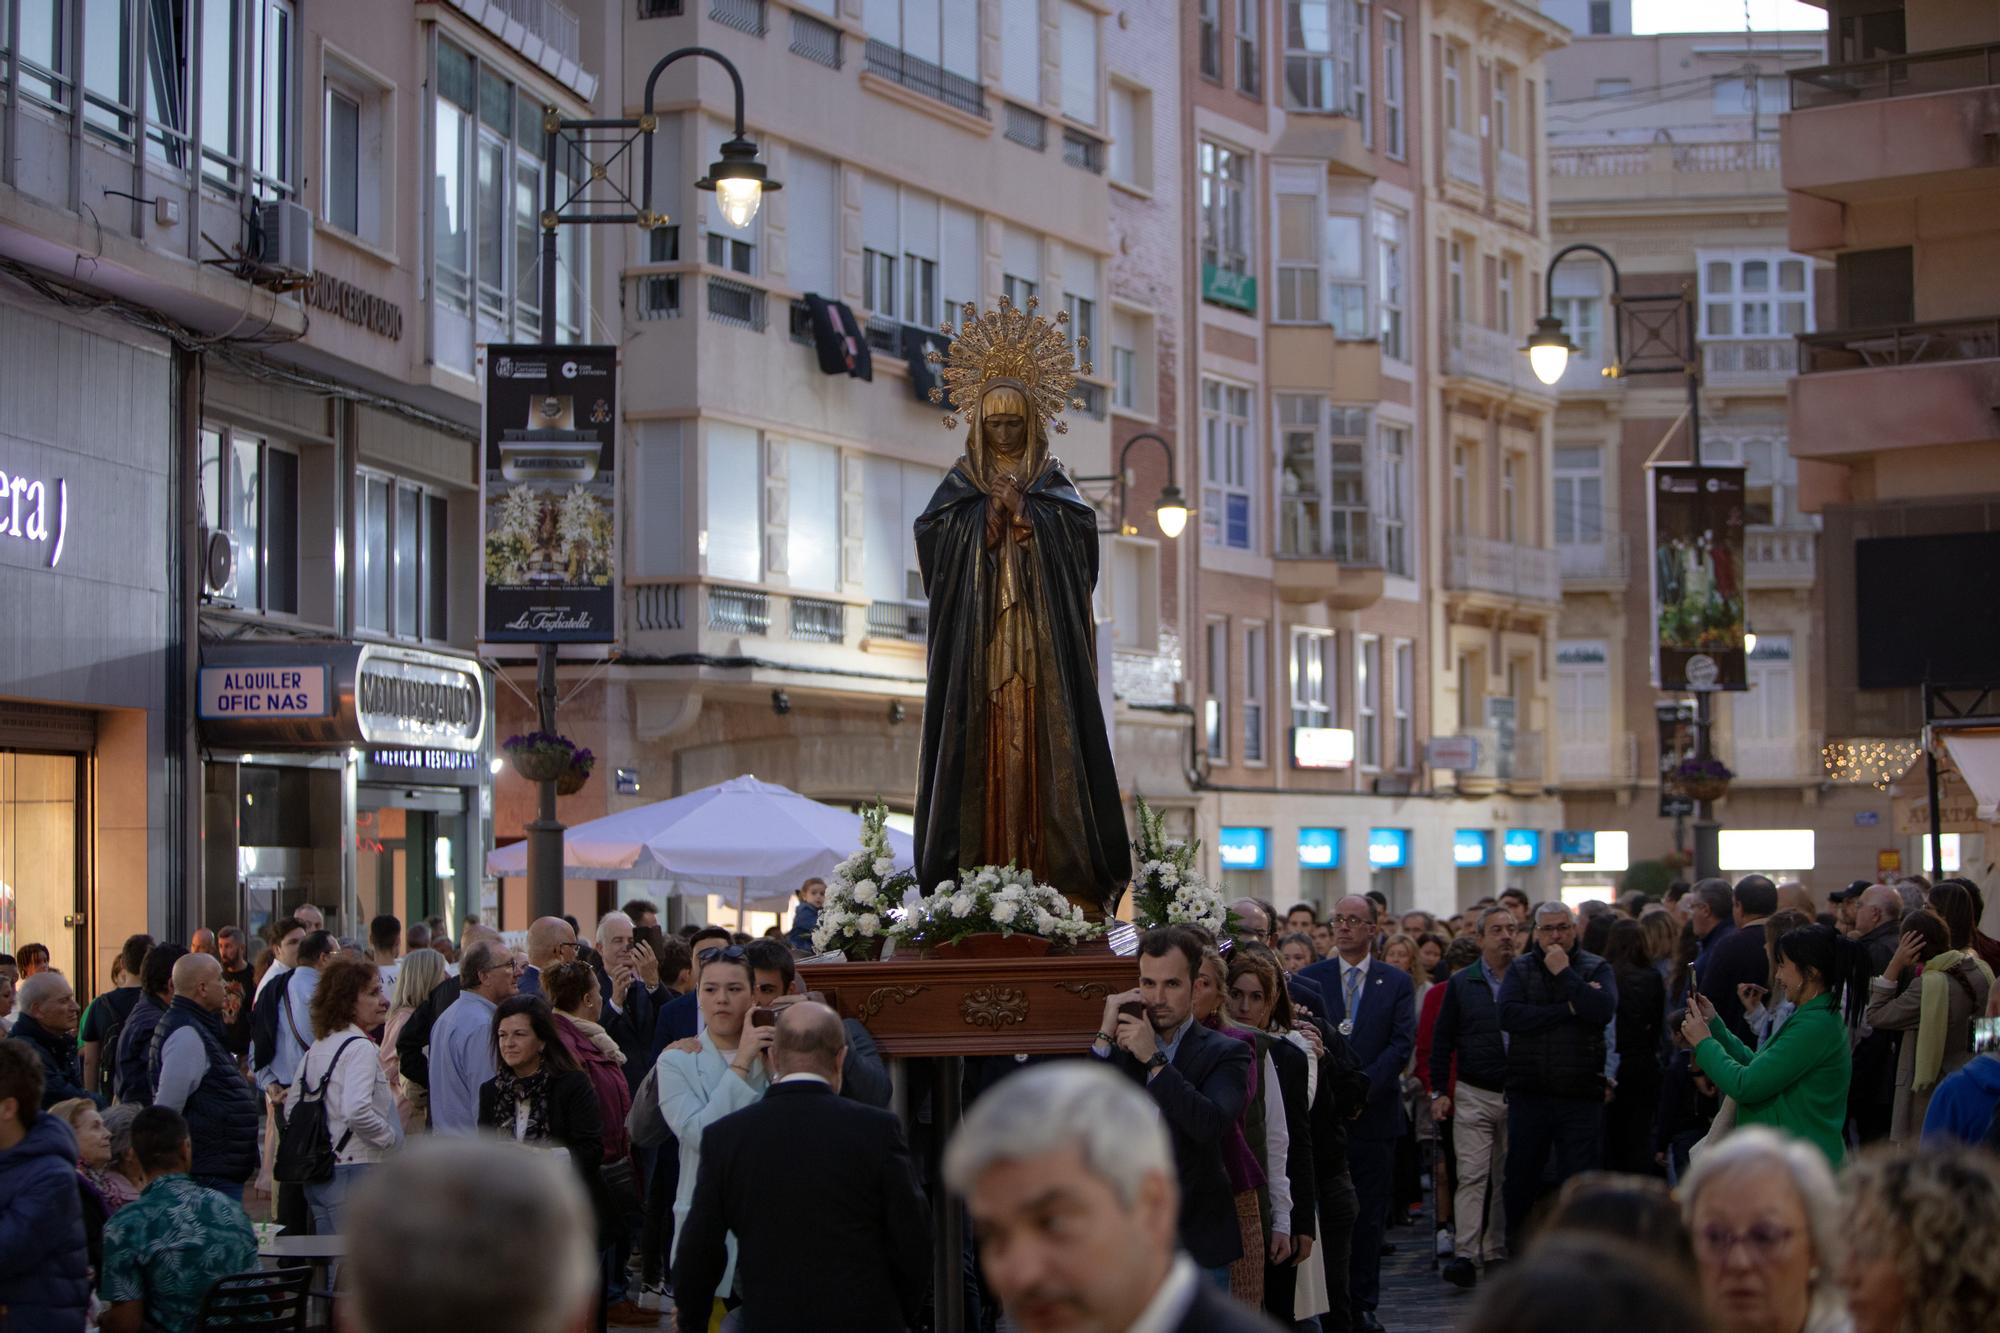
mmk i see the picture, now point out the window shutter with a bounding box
[636,421,685,576]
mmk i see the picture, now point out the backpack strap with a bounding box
[306,1035,369,1156]
[282,978,312,1054]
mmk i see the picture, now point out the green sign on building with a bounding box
[1202,262,1256,313]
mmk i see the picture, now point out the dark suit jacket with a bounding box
[396,974,460,1091]
[593,963,665,1088]
[649,989,701,1069]
[1296,957,1416,1140]
[673,1080,929,1332]
[1172,1274,1289,1332]
[1107,1019,1252,1269]
[1287,973,1326,1022]
[1699,917,1772,1047]
[1266,1036,1317,1242]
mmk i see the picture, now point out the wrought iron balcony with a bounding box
[1790,41,2000,110]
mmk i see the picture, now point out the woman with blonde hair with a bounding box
[380,945,447,1130]
[1840,1147,2000,1333]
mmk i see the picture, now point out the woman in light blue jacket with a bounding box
[656,944,771,1330]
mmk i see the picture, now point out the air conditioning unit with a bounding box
[199,526,238,600]
[254,201,314,278]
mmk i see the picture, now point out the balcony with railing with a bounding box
[1558,730,1639,786]
[1791,317,2000,462]
[1062,126,1106,174]
[1784,43,2000,200]
[863,39,987,118]
[1275,504,1386,610]
[1704,337,1799,386]
[1444,322,1553,397]
[1746,526,1816,587]
[788,9,842,68]
[708,586,772,636]
[1549,140,1782,206]
[710,0,767,36]
[1497,150,1531,205]
[1452,726,1547,789]
[629,581,909,667]
[1446,128,1484,187]
[866,599,929,644]
[789,596,847,644]
[1558,532,1628,588]
[1004,103,1048,150]
[1446,535,1560,604]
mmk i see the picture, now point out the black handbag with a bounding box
[274,1036,366,1185]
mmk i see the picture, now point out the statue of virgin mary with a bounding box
[911,299,1131,916]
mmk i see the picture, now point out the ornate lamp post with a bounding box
[1073,431,1190,538]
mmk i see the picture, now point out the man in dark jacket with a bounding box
[593,912,668,1080]
[1093,926,1252,1279]
[116,943,185,1105]
[949,1060,1285,1333]
[149,954,260,1195]
[13,972,100,1109]
[1497,902,1618,1243]
[673,1003,928,1332]
[1429,905,1520,1288]
[0,1036,92,1331]
[79,934,150,1098]
[1846,882,1907,1143]
[1697,876,1778,1045]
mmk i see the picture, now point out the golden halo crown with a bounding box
[926,295,1090,435]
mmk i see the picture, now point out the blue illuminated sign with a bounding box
[1454,829,1490,867]
[1553,830,1597,861]
[1298,828,1341,869]
[1218,826,1270,871]
[1368,827,1410,869]
[1504,829,1541,867]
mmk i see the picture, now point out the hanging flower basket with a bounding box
[506,732,580,785]
[1669,757,1734,803]
[553,747,596,796]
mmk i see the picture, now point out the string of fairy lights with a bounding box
[1821,738,1923,791]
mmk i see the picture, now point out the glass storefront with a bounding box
[0,751,85,980]
[356,786,468,933]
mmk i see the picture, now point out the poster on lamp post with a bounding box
[1648,464,1748,692]
[481,344,618,643]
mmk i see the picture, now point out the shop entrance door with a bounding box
[0,751,88,988]
[357,787,467,936]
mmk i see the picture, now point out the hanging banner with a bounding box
[482,345,618,643]
[1657,698,1697,819]
[1649,464,1748,691]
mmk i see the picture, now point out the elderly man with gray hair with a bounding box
[345,1137,599,1333]
[424,936,519,1135]
[947,1061,1283,1333]
[593,911,666,1074]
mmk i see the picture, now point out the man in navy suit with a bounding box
[1299,896,1416,1333]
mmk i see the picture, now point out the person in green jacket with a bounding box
[1682,923,1872,1166]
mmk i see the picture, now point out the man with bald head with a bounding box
[517,916,578,997]
[672,1001,929,1332]
[1297,896,1415,1331]
[149,952,259,1195]
[188,928,217,957]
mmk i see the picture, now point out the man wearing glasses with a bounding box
[517,916,579,997]
[1496,902,1618,1244]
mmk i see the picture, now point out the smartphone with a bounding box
[1974,1016,2000,1055]
[750,1007,776,1028]
[1117,999,1147,1020]
[1687,963,1699,994]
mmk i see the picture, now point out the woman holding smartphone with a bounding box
[656,944,772,1333]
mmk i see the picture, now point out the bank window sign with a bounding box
[1553,830,1597,862]
[1504,829,1541,867]
[1298,828,1341,869]
[1453,829,1489,867]
[1218,826,1270,871]
[1368,828,1410,869]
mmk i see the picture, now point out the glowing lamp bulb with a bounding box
[715,177,763,228]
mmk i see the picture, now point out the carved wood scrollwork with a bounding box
[859,984,929,1022]
[1053,980,1111,1001]
[961,985,1029,1030]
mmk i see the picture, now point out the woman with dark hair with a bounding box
[1864,909,1992,1144]
[1742,910,1814,1048]
[287,956,400,1235]
[544,960,633,1169]
[1925,881,1979,955]
[1604,919,1666,1174]
[1680,924,1869,1165]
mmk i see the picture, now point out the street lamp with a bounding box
[1525,314,1581,386]
[1074,432,1190,539]
[522,47,779,921]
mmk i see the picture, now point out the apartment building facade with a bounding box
[0,0,600,985]
[1782,0,2000,879]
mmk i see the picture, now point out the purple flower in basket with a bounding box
[1670,757,1735,783]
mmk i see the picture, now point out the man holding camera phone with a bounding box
[1090,926,1251,1288]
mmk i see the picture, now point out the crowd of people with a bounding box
[3,867,2000,1333]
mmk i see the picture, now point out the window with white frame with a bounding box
[1199,0,1221,81]
[1702,435,1800,528]
[704,422,762,584]
[1244,623,1268,763]
[1554,640,1612,777]
[1497,255,1516,336]
[1110,307,1156,416]
[999,0,1039,102]
[354,471,449,641]
[1382,12,1405,158]
[1202,379,1255,551]
[1199,141,1252,281]
[1344,0,1369,136]
[1443,44,1462,130]
[1002,224,1041,311]
[864,0,980,82]
[1283,1,1337,111]
[861,176,977,329]
[1447,239,1467,331]
[1059,2,1099,125]
[862,455,942,608]
[1501,454,1520,544]
[1064,256,1101,378]
[1493,64,1512,152]
[322,55,390,247]
[1700,251,1813,340]
[199,424,299,616]
[1275,190,1321,323]
[1236,0,1261,95]
[786,440,841,595]
[1357,634,1382,768]
[1205,618,1229,760]
[1108,82,1152,190]
[1278,394,1323,559]
[1553,444,1605,547]
[1325,210,1368,338]
[1392,639,1414,768]
[174,0,297,201]
[1327,406,1371,562]
[1290,628,1336,730]
[1379,422,1410,576]
[1733,635,1797,777]
[787,149,839,298]
[1376,207,1406,360]
[1550,257,1604,368]
[1452,443,1471,533]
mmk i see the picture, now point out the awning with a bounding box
[1938,729,2000,822]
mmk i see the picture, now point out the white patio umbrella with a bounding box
[484,774,913,916]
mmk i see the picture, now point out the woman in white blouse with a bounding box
[286,957,402,1236]
[656,944,772,1333]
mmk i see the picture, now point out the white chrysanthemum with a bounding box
[872,856,896,878]
[991,900,1019,926]
[951,893,975,918]
[857,913,881,937]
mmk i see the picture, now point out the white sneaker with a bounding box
[635,1284,665,1312]
[1435,1227,1455,1257]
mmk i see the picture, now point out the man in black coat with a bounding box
[1696,875,1778,1045]
[12,973,98,1108]
[949,1060,1284,1333]
[672,1002,929,1332]
[1093,927,1252,1279]
[593,911,669,1086]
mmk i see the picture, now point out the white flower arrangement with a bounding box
[898,863,1102,951]
[1127,796,1231,936]
[812,802,921,959]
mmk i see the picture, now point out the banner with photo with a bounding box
[482,345,617,643]
[1649,464,1748,691]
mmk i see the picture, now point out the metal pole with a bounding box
[1925,685,1944,878]
[1683,285,1720,881]
[526,114,566,921]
